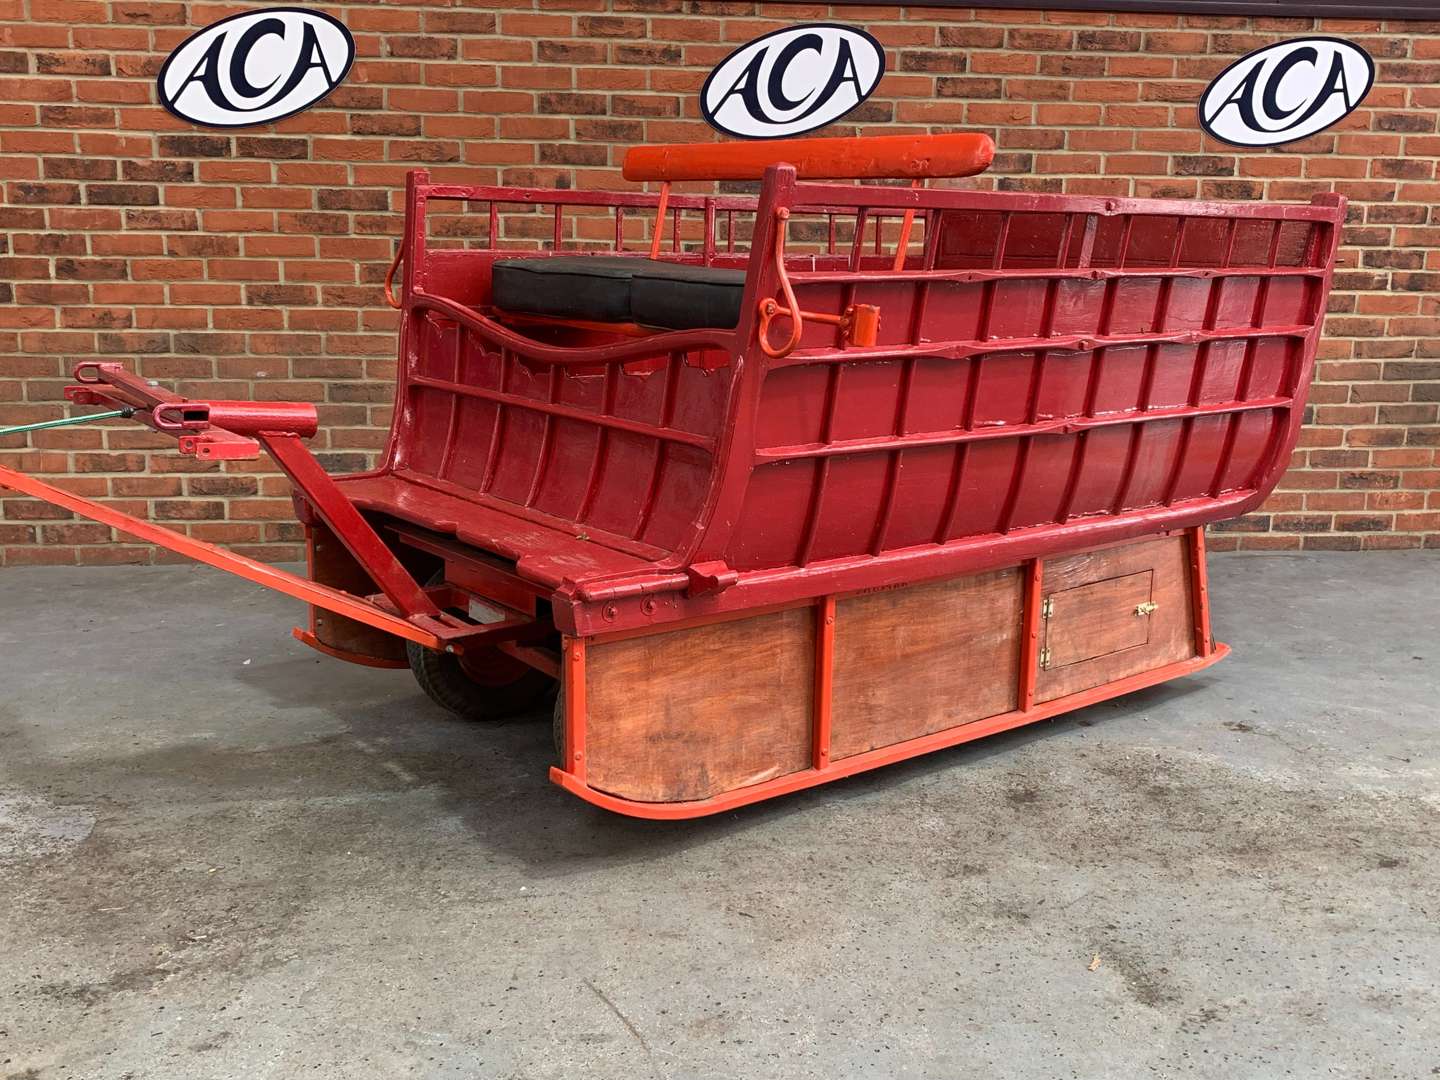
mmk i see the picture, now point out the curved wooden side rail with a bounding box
[412,293,739,367]
[623,132,996,183]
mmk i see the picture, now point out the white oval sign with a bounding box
[701,24,885,140]
[1199,37,1374,148]
[157,8,354,128]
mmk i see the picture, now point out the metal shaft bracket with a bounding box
[52,362,446,627]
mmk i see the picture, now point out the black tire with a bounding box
[407,638,552,721]
[406,571,554,721]
[552,686,565,762]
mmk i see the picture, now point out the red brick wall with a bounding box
[2,2,1438,565]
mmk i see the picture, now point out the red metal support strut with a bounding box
[61,362,444,627]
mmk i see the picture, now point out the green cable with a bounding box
[0,408,133,438]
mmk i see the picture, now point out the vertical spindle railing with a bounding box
[632,351,683,543]
[574,362,619,528]
[847,209,870,272]
[795,360,844,567]
[936,210,1012,542]
[1162,215,1238,507]
[1055,212,1126,524]
[436,320,465,485]
[995,214,1074,534]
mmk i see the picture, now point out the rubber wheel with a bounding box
[406,574,553,722]
[552,686,565,762]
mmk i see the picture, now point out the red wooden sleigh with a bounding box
[0,132,1345,818]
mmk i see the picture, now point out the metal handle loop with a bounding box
[384,243,404,309]
[757,208,802,360]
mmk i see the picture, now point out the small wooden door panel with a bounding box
[1035,536,1194,703]
[1043,569,1153,669]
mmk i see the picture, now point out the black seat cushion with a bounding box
[491,255,644,323]
[631,262,745,331]
[490,255,745,330]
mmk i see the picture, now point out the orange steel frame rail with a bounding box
[552,525,1223,819]
[0,463,445,650]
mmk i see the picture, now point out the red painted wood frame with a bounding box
[3,163,1341,697]
[373,168,1344,645]
[552,526,1221,819]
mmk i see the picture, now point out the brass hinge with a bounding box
[1039,647,1051,670]
[1135,601,1158,616]
[1041,597,1054,619]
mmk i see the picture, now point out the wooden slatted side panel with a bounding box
[829,568,1024,760]
[578,533,1206,809]
[728,197,1338,575]
[583,607,815,803]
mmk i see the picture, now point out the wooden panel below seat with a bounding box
[583,607,815,803]
[1035,535,1195,704]
[577,532,1204,807]
[830,567,1024,760]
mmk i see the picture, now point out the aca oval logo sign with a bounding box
[701,24,885,140]
[158,8,355,128]
[1199,37,1374,148]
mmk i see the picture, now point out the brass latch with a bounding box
[1135,601,1158,616]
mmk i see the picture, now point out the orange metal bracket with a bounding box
[757,208,881,359]
[648,180,672,260]
[892,179,924,272]
[563,637,587,778]
[0,463,444,649]
[1189,525,1213,657]
[384,242,404,309]
[812,596,836,771]
[1018,558,1044,712]
[291,627,410,668]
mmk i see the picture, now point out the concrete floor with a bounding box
[0,552,1437,1080]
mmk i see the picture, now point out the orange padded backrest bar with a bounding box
[622,132,995,183]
